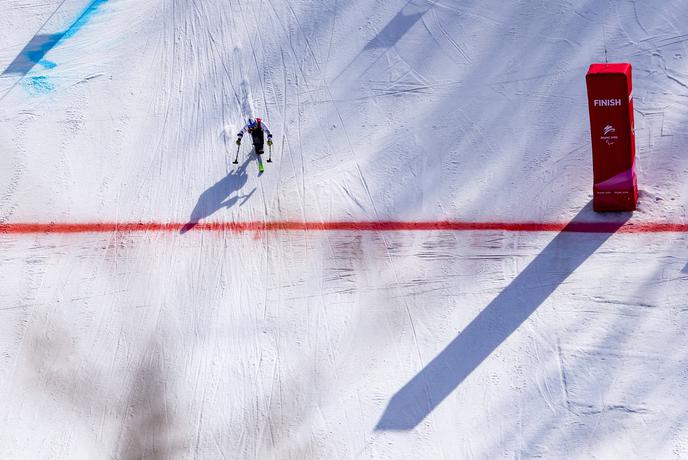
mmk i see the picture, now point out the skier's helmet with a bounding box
[256,117,262,124]
[247,118,257,129]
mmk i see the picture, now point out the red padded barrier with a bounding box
[586,63,638,211]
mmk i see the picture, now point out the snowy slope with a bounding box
[2,0,688,458]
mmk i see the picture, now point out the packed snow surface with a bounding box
[2,0,688,458]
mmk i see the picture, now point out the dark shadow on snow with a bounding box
[180,156,255,234]
[363,0,428,50]
[332,0,429,84]
[375,201,632,431]
[2,33,63,76]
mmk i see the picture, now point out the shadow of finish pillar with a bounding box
[375,202,630,431]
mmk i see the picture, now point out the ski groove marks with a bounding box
[557,340,573,413]
[0,159,24,225]
[430,7,472,64]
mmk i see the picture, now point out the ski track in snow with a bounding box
[3,0,688,458]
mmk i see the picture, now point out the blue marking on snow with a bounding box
[62,0,110,40]
[21,76,56,96]
[39,60,58,70]
[1,0,109,91]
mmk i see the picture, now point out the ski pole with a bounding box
[267,143,272,163]
[232,143,240,164]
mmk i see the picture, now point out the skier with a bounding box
[235,117,273,155]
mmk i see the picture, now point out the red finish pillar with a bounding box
[586,63,638,211]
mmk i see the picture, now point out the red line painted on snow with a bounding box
[1,220,688,234]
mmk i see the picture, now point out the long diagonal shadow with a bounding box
[2,34,64,76]
[376,202,631,430]
[364,0,427,50]
[332,0,429,85]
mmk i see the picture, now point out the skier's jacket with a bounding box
[237,119,272,147]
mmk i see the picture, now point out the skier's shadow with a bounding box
[180,157,255,234]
